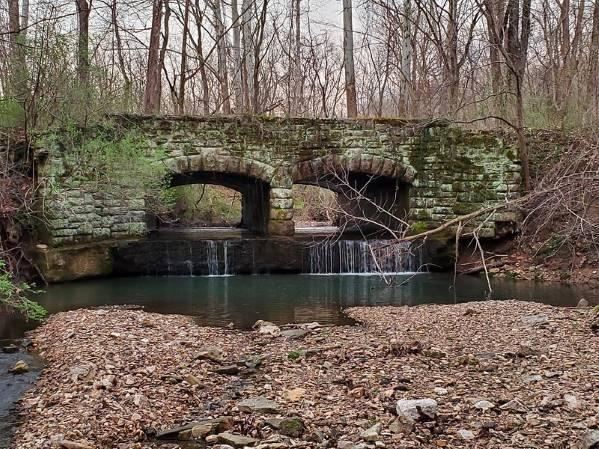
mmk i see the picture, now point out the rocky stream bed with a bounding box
[8,301,599,449]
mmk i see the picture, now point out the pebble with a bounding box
[360,423,382,442]
[396,399,438,421]
[457,429,475,440]
[474,400,495,411]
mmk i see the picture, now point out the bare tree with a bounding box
[144,0,164,114]
[343,0,358,118]
[75,0,92,88]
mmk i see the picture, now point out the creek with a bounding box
[1,235,597,448]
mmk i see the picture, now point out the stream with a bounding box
[0,273,596,447]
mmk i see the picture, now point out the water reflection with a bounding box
[12,274,592,332]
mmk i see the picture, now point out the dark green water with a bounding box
[12,273,597,333]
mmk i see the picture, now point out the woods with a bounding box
[1,0,599,130]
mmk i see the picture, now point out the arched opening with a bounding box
[292,184,339,229]
[294,172,411,237]
[160,171,271,235]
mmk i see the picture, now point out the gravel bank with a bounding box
[12,301,599,449]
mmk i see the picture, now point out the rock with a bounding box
[282,387,306,402]
[577,298,590,308]
[360,423,382,442]
[423,348,446,358]
[337,441,354,449]
[157,417,232,440]
[433,387,448,395]
[8,360,29,374]
[191,423,215,438]
[396,399,438,422]
[2,344,19,354]
[196,347,225,364]
[473,400,495,411]
[521,314,549,325]
[500,399,528,413]
[563,393,580,409]
[388,417,414,434]
[206,435,219,444]
[579,430,599,449]
[185,374,203,386]
[238,396,281,414]
[304,322,322,330]
[60,441,94,449]
[242,355,264,369]
[213,365,240,375]
[213,446,235,449]
[278,417,305,437]
[457,429,475,440]
[280,329,308,339]
[217,432,258,447]
[523,374,543,383]
[253,320,281,336]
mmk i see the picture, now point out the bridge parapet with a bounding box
[36,115,521,246]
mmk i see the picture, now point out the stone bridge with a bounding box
[37,115,521,246]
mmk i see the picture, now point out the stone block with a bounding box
[271,198,293,209]
[270,208,294,221]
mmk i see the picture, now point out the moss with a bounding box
[287,350,302,361]
[408,221,429,235]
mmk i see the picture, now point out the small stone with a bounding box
[8,360,29,374]
[474,400,495,411]
[500,399,528,413]
[196,347,225,364]
[205,435,219,444]
[457,429,475,440]
[337,441,353,449]
[279,417,305,437]
[185,374,203,386]
[396,399,438,421]
[281,329,309,339]
[435,440,448,447]
[282,387,306,402]
[59,441,94,449]
[523,374,543,383]
[579,429,599,448]
[521,314,549,325]
[191,423,214,438]
[577,298,590,308]
[360,423,382,442]
[253,320,281,336]
[388,418,414,434]
[213,365,240,375]
[433,387,448,395]
[237,396,281,414]
[563,393,580,409]
[217,432,258,447]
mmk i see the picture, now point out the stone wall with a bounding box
[36,115,521,245]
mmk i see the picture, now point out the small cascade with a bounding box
[308,239,422,274]
[206,240,231,276]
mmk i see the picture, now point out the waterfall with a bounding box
[308,239,421,274]
[206,240,231,276]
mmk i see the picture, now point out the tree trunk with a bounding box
[213,0,232,114]
[590,0,599,119]
[111,0,132,109]
[177,0,190,114]
[8,0,27,104]
[231,0,243,111]
[343,0,358,118]
[144,0,163,114]
[75,0,91,88]
[399,0,412,116]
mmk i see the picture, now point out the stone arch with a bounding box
[162,154,294,235]
[291,154,416,236]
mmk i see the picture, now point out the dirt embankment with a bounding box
[12,302,599,449]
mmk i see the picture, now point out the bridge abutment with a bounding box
[35,115,521,248]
